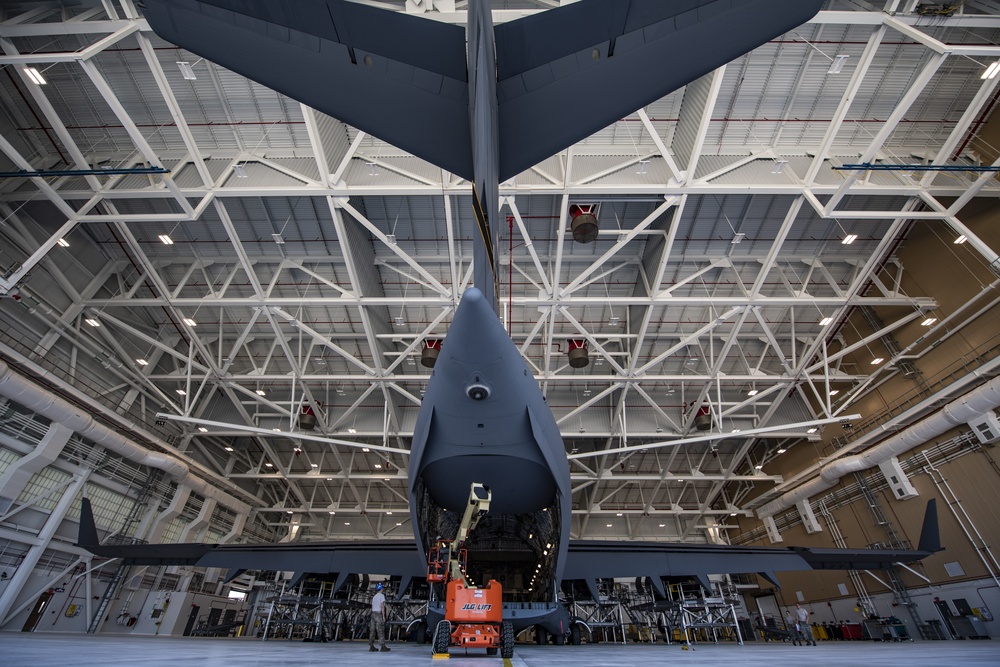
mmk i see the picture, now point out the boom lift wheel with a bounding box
[501,621,514,659]
[433,620,452,655]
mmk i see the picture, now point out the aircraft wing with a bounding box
[141,0,473,179]
[77,499,425,590]
[563,499,941,597]
[494,0,824,180]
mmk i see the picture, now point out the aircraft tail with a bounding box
[78,497,100,547]
[918,498,941,554]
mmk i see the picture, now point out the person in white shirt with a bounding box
[795,603,816,646]
[369,582,390,652]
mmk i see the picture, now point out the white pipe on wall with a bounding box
[758,373,1000,518]
[0,360,250,515]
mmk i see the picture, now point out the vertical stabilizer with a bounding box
[918,498,941,554]
[77,497,100,547]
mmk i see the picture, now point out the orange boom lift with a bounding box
[427,483,512,658]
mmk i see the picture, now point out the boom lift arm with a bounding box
[427,482,492,586]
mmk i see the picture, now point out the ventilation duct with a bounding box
[0,359,251,514]
[757,373,1000,518]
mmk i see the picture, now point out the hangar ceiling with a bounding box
[1,0,999,543]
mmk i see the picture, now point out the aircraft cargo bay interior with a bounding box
[0,1,998,665]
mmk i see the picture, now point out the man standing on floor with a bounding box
[369,582,390,652]
[796,603,817,646]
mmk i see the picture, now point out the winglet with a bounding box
[918,498,941,554]
[77,497,100,547]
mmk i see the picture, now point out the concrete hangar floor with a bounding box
[0,635,997,667]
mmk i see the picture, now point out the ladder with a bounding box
[854,472,927,637]
[87,562,129,634]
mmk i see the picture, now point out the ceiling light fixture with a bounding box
[386,234,397,245]
[232,164,247,178]
[197,427,207,432]
[828,54,849,74]
[225,446,234,452]
[183,318,196,326]
[608,316,620,326]
[806,427,818,434]
[348,427,357,434]
[57,238,69,247]
[256,389,266,396]
[361,447,370,452]
[747,389,758,396]
[754,464,764,470]
[871,357,884,365]
[982,62,1000,80]
[776,448,787,454]
[636,159,650,175]
[921,317,937,327]
[731,232,746,244]
[820,317,833,326]
[311,463,319,468]
[772,159,788,174]
[176,389,186,395]
[954,235,968,244]
[829,390,839,396]
[394,316,404,325]
[158,234,173,245]
[84,318,100,327]
[176,61,197,80]
[271,233,285,244]
[23,67,46,85]
[136,358,148,366]
[265,462,274,467]
[842,234,858,245]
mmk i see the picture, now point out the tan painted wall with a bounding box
[740,172,1000,604]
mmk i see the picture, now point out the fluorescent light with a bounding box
[606,523,613,528]
[265,462,273,467]
[636,159,649,175]
[921,317,937,326]
[224,446,234,452]
[272,428,281,432]
[730,512,738,517]
[982,62,1000,80]
[136,358,148,366]
[232,164,247,178]
[842,234,857,245]
[157,234,173,245]
[616,512,623,517]
[176,389,186,395]
[829,55,849,74]
[806,427,818,434]
[658,523,665,528]
[820,317,833,326]
[311,463,319,468]
[754,464,763,470]
[731,232,746,244]
[954,235,968,244]
[829,389,839,396]
[197,427,208,432]
[361,447,369,452]
[328,511,336,515]
[271,233,285,244]
[871,357,884,365]
[608,316,620,326]
[374,464,382,469]
[256,389,266,396]
[732,429,741,433]
[176,61,197,80]
[23,67,46,85]
[348,427,357,434]
[84,318,100,327]
[286,510,293,515]
[772,159,787,174]
[183,318,196,326]
[393,316,404,325]
[386,234,396,245]
[747,389,759,396]
[777,448,787,454]
[57,238,69,247]
[344,521,351,526]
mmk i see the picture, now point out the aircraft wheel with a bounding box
[413,621,427,644]
[554,630,565,645]
[535,626,548,644]
[501,621,514,659]
[570,624,582,645]
[433,620,451,655]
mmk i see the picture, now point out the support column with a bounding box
[0,423,72,514]
[0,470,90,627]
